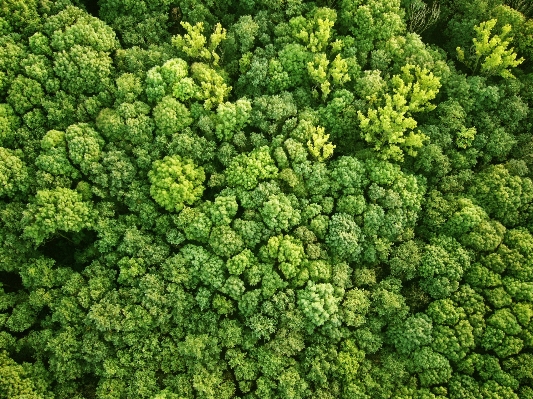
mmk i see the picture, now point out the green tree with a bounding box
[22,187,95,245]
[148,155,206,212]
[358,65,441,161]
[457,19,524,79]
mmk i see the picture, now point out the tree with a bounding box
[468,164,533,228]
[22,187,95,245]
[298,282,340,326]
[456,19,524,79]
[0,148,29,197]
[2,0,533,397]
[148,155,206,212]
[357,65,441,161]
[0,351,42,398]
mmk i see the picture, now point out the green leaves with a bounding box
[358,65,441,161]
[53,45,114,95]
[145,58,231,110]
[289,8,337,53]
[175,207,212,242]
[298,282,339,326]
[468,164,533,227]
[0,351,41,398]
[457,19,524,78]
[190,62,232,110]
[338,0,405,58]
[172,22,227,66]
[261,234,305,281]
[64,123,105,175]
[0,104,19,145]
[148,155,206,212]
[418,236,470,299]
[0,147,28,197]
[153,96,192,136]
[22,188,95,245]
[46,6,118,53]
[146,58,189,104]
[411,346,453,387]
[1,1,533,397]
[7,76,44,115]
[215,98,252,141]
[260,193,301,233]
[326,213,363,261]
[225,146,278,190]
[306,126,335,161]
[387,313,433,355]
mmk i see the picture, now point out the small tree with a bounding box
[456,18,524,78]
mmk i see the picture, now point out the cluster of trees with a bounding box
[1,0,532,397]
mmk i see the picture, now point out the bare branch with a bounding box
[505,0,533,17]
[407,1,441,34]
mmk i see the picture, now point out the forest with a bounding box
[0,0,532,397]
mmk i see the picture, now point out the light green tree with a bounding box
[457,19,524,79]
[358,65,441,161]
[148,155,206,212]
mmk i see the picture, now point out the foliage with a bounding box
[148,155,206,212]
[1,0,532,398]
[357,64,441,161]
[456,18,524,79]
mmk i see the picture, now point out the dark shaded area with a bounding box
[402,281,432,313]
[40,230,98,272]
[0,271,23,293]
[40,235,79,269]
[10,343,41,364]
[77,0,100,17]
[77,374,99,399]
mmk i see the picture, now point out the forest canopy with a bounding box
[1,0,533,398]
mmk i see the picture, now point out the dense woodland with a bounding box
[1,0,533,397]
